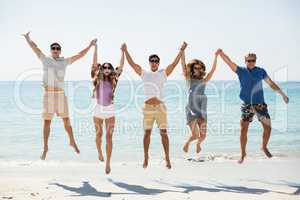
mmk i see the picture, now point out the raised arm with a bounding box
[121,43,142,76]
[181,50,188,79]
[115,45,125,76]
[91,41,99,79]
[22,32,45,58]
[67,39,97,64]
[165,41,188,76]
[219,49,238,72]
[264,77,289,104]
[204,49,220,82]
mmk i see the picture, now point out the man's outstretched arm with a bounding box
[121,43,142,76]
[67,39,97,64]
[264,77,289,104]
[165,42,188,76]
[22,31,45,58]
[219,49,238,72]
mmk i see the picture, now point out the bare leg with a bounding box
[183,120,199,153]
[143,129,152,168]
[40,120,51,160]
[105,117,115,174]
[160,129,171,169]
[260,118,272,158]
[196,118,207,154]
[62,117,80,154]
[238,120,250,164]
[94,117,104,161]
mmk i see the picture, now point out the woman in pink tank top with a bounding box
[91,40,124,174]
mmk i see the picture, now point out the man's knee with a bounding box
[144,130,152,138]
[44,120,51,129]
[160,129,167,136]
[264,125,271,133]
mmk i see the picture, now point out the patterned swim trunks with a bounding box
[241,103,270,122]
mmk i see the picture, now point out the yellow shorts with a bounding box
[42,91,69,120]
[143,103,167,130]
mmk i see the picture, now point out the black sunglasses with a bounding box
[103,66,112,70]
[150,59,159,63]
[246,59,256,63]
[51,46,61,51]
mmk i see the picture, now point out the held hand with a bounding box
[121,43,127,52]
[90,39,97,46]
[217,48,224,55]
[180,41,188,51]
[215,48,222,56]
[22,31,30,39]
[282,95,289,104]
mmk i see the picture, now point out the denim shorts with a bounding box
[241,103,270,122]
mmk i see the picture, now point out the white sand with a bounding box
[1,158,300,200]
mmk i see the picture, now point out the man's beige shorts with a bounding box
[42,91,69,120]
[143,103,167,130]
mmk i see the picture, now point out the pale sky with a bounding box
[0,0,299,81]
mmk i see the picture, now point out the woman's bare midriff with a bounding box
[145,97,163,105]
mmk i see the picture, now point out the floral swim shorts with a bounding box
[241,103,270,122]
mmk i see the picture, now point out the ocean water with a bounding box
[0,80,299,164]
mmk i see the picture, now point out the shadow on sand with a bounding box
[51,179,299,197]
[50,181,132,197]
[107,178,180,195]
[156,180,282,195]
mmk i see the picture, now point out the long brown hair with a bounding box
[91,62,118,100]
[186,59,206,80]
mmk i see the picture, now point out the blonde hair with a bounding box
[245,53,257,61]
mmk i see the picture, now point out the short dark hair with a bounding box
[148,54,160,62]
[50,42,61,49]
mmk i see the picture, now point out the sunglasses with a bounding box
[150,59,159,63]
[103,66,112,70]
[246,59,256,63]
[51,46,61,51]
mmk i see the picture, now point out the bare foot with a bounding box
[98,152,104,162]
[166,158,171,169]
[143,156,149,169]
[105,165,111,174]
[183,143,189,153]
[40,148,48,160]
[262,147,273,158]
[70,141,80,154]
[196,142,202,154]
[238,153,247,164]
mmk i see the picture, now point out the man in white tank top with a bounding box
[121,42,187,169]
[22,31,96,160]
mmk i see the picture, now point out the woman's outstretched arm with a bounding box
[116,45,125,76]
[204,49,220,82]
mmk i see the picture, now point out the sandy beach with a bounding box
[1,158,299,200]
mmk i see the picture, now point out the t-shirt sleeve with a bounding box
[161,69,167,81]
[63,58,71,67]
[141,69,146,80]
[235,66,243,76]
[38,54,47,62]
[261,68,269,80]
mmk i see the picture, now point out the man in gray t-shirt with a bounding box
[22,31,96,160]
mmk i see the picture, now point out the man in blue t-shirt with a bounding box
[219,50,289,164]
